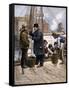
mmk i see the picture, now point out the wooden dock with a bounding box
[14,59,66,85]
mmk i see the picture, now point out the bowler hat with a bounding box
[34,23,39,27]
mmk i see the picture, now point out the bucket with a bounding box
[51,53,58,64]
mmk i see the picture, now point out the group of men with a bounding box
[20,23,66,74]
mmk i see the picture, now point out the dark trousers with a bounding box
[35,55,44,66]
[21,48,28,68]
[60,49,64,63]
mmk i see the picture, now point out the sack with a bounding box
[27,56,36,67]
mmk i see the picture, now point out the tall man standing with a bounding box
[20,25,29,74]
[29,23,44,67]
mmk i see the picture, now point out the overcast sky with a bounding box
[14,5,66,32]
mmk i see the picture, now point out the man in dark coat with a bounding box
[20,25,29,73]
[29,23,44,67]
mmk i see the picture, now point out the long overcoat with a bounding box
[29,30,44,56]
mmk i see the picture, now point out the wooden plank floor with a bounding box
[14,59,66,85]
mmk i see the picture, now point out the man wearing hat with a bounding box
[29,23,44,67]
[52,32,65,64]
[20,25,29,73]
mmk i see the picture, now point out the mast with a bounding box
[29,6,34,31]
[28,6,44,56]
